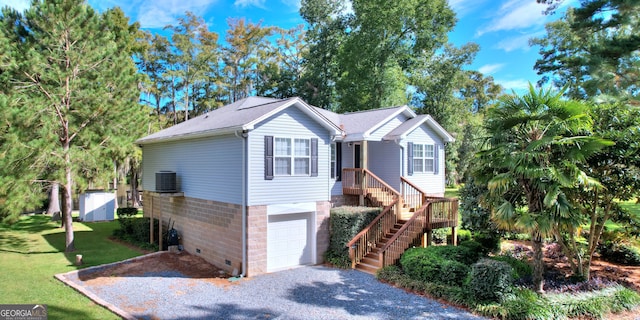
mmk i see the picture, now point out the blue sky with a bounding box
[2,0,577,94]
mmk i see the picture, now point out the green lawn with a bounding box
[0,215,145,319]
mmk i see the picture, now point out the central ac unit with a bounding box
[156,171,177,192]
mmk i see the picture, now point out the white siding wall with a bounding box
[402,125,446,195]
[368,114,409,140]
[330,143,349,196]
[141,134,243,204]
[368,141,402,191]
[248,107,332,205]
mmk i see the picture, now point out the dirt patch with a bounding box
[78,251,234,287]
[502,240,640,291]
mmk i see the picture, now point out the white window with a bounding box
[413,144,435,173]
[413,144,424,172]
[424,144,435,172]
[275,137,310,176]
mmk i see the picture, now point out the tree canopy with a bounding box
[0,0,147,250]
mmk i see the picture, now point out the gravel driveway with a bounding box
[57,253,485,320]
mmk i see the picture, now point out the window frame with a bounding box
[412,143,435,173]
[274,137,311,177]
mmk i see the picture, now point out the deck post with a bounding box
[149,193,154,244]
[451,227,457,246]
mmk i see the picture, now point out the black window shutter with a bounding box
[407,142,414,176]
[434,144,439,175]
[336,142,342,181]
[311,138,318,177]
[264,136,274,180]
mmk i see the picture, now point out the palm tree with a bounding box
[475,85,609,293]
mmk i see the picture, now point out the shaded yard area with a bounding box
[0,215,144,319]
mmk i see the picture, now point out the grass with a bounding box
[0,214,145,319]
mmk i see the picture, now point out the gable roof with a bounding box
[337,106,416,142]
[136,97,341,145]
[383,114,455,143]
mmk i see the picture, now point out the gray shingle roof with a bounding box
[383,114,455,142]
[136,96,453,145]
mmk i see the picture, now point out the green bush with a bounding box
[473,231,502,254]
[400,247,472,286]
[116,207,139,217]
[466,258,514,303]
[324,206,381,268]
[457,229,472,242]
[114,217,159,248]
[490,255,532,279]
[598,241,640,266]
[377,265,469,306]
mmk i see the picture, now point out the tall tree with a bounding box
[0,0,146,251]
[166,12,220,121]
[222,18,274,102]
[138,32,171,127]
[532,0,640,101]
[475,86,610,292]
[299,0,347,109]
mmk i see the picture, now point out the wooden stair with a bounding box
[355,220,407,274]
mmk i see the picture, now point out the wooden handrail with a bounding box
[378,197,459,267]
[346,200,399,268]
[347,199,399,249]
[400,176,427,209]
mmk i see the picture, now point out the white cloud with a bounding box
[496,78,531,92]
[280,0,301,11]
[86,0,216,29]
[496,32,535,52]
[448,0,488,18]
[476,0,548,36]
[478,63,505,75]
[234,0,266,9]
[0,0,30,12]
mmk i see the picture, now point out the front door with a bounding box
[354,144,361,169]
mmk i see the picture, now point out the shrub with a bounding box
[400,247,472,286]
[116,207,139,217]
[114,216,159,249]
[598,241,640,266]
[457,229,472,243]
[472,231,502,254]
[491,255,532,279]
[325,206,380,268]
[466,258,514,303]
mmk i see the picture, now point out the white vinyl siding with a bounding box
[368,141,402,191]
[141,134,243,204]
[249,106,331,206]
[403,125,446,195]
[368,113,410,140]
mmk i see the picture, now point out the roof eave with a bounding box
[136,126,244,145]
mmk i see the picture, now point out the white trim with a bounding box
[244,98,342,136]
[267,202,317,215]
[362,105,416,139]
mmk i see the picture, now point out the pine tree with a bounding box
[0,0,147,251]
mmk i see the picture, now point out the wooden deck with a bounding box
[343,168,459,271]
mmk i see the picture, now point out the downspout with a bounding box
[234,130,248,278]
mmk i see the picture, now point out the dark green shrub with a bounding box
[325,206,381,268]
[598,241,640,266]
[400,247,471,286]
[116,207,139,217]
[466,258,514,303]
[114,217,159,249]
[458,240,485,257]
[473,231,502,254]
[490,255,532,279]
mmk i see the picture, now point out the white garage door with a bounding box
[267,212,313,272]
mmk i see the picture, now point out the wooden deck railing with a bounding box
[346,199,399,269]
[378,197,459,267]
[400,176,426,209]
[343,168,401,208]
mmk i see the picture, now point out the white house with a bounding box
[136,96,456,276]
